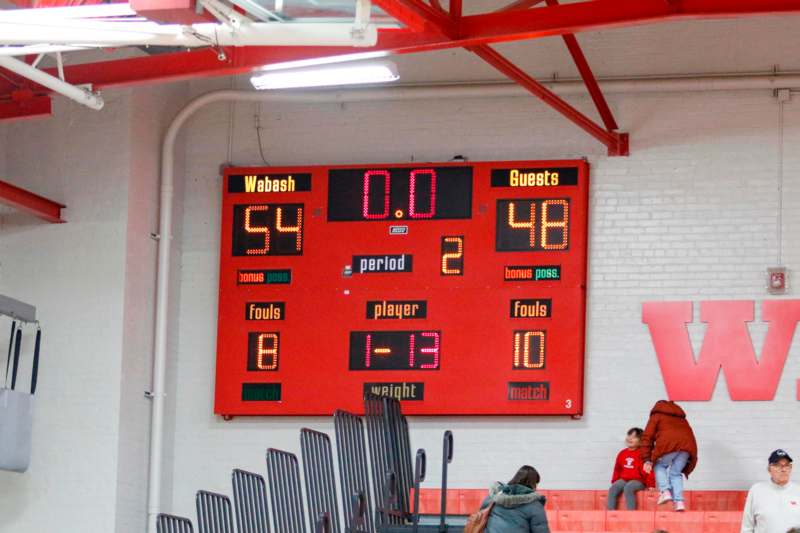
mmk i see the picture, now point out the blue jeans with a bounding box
[655,451,690,502]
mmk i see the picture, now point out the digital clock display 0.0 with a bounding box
[327,167,472,221]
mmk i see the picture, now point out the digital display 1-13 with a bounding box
[349,331,441,370]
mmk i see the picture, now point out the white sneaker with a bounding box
[657,490,673,505]
[674,501,685,512]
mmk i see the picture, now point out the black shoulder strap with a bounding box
[5,320,16,388]
[31,328,41,395]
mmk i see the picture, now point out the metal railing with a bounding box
[163,393,462,533]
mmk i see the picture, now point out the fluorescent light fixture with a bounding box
[258,51,390,72]
[250,60,399,90]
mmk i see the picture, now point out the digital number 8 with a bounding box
[541,200,569,250]
[256,333,279,370]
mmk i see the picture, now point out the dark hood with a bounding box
[650,400,686,419]
[488,482,546,509]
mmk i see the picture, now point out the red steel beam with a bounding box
[0,179,65,223]
[469,44,628,156]
[458,0,800,46]
[0,30,448,96]
[558,33,617,131]
[496,0,547,12]
[0,95,52,121]
[545,0,617,131]
[449,0,462,20]
[373,0,456,37]
[3,0,800,103]
[8,0,104,5]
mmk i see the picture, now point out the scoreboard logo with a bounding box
[353,254,413,274]
[367,300,427,320]
[364,382,425,401]
[228,173,312,193]
[237,269,291,285]
[504,265,561,282]
[510,299,552,318]
[245,302,285,321]
[508,382,550,401]
[491,167,578,187]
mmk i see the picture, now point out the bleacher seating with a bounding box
[157,392,748,533]
[414,488,747,532]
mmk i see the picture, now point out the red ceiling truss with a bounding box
[3,0,800,154]
[0,178,65,223]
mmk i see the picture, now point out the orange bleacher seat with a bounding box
[595,490,615,510]
[654,510,704,533]
[597,489,649,511]
[417,488,749,516]
[598,487,666,512]
[545,509,558,528]
[692,491,748,511]
[605,510,656,531]
[444,489,461,515]
[557,510,606,530]
[636,489,661,511]
[412,487,440,514]
[703,511,742,533]
[549,490,598,510]
[458,489,485,514]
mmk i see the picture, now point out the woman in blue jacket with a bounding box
[480,465,550,533]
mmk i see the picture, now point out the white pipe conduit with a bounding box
[147,71,800,532]
[0,56,103,110]
[0,21,381,47]
[0,45,91,58]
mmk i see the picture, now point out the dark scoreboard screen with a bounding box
[215,161,589,416]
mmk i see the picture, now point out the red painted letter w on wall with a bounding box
[642,301,800,401]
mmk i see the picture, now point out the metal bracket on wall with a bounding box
[0,294,36,324]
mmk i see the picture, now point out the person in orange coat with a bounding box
[640,400,698,512]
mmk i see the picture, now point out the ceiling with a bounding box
[2,0,800,157]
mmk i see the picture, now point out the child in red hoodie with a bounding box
[607,427,655,510]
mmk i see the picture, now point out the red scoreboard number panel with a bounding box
[215,160,589,416]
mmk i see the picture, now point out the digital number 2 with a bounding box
[441,236,464,275]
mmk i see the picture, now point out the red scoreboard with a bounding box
[215,160,589,416]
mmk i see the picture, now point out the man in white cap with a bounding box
[741,449,800,533]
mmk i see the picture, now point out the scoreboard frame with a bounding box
[215,160,589,417]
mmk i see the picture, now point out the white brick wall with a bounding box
[0,92,134,533]
[2,78,800,531]
[165,85,800,521]
[0,84,187,533]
